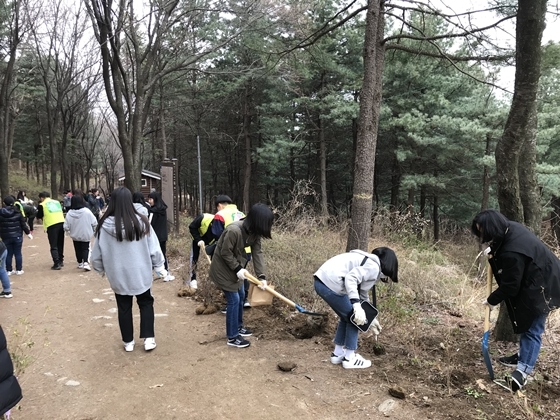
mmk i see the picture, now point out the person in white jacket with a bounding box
[314,247,399,369]
[90,187,166,352]
[63,195,98,270]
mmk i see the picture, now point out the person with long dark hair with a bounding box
[209,203,274,348]
[63,195,97,271]
[147,191,174,281]
[90,187,166,352]
[132,192,150,217]
[471,209,560,391]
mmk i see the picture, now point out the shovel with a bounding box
[482,261,494,380]
[200,243,212,264]
[244,272,326,317]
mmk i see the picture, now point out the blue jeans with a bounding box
[224,283,245,339]
[518,313,547,374]
[314,278,359,350]
[3,236,23,272]
[1,249,11,292]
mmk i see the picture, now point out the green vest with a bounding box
[41,198,65,229]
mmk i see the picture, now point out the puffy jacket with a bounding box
[0,207,30,240]
[0,325,23,416]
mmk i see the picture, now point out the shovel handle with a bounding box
[244,272,297,309]
[200,243,211,264]
[484,261,493,332]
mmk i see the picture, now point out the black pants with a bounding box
[72,241,89,264]
[47,222,65,264]
[114,289,155,343]
[27,216,35,231]
[159,241,168,270]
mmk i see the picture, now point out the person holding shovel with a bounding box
[314,247,399,369]
[209,203,274,348]
[471,209,560,391]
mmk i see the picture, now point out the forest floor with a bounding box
[3,229,560,420]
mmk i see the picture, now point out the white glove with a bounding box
[371,318,382,337]
[155,266,168,278]
[236,268,249,281]
[258,280,267,290]
[197,240,205,248]
[483,246,492,256]
[27,234,33,240]
[352,302,367,326]
[482,299,497,310]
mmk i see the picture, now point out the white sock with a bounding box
[333,345,344,357]
[345,350,355,360]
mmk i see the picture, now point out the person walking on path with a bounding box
[147,191,174,282]
[16,191,37,234]
[0,325,23,417]
[63,195,98,271]
[0,196,32,276]
[209,203,274,348]
[314,247,399,369]
[90,187,166,352]
[471,209,560,391]
[0,241,13,298]
[37,191,65,270]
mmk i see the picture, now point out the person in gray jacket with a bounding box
[209,203,274,348]
[63,195,98,271]
[90,187,166,353]
[314,247,398,369]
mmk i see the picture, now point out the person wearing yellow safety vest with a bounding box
[37,191,66,270]
[188,212,215,289]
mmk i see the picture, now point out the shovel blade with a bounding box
[482,330,494,380]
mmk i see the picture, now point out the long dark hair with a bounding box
[471,209,509,244]
[371,247,399,283]
[243,203,274,239]
[16,191,26,201]
[97,187,150,242]
[147,191,167,210]
[70,195,86,210]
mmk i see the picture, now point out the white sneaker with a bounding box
[144,337,156,351]
[83,263,91,271]
[124,340,135,352]
[190,280,198,289]
[330,353,345,365]
[15,270,24,275]
[163,274,175,282]
[342,353,372,369]
[78,263,84,269]
[7,271,14,276]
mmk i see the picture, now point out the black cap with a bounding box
[215,195,232,206]
[3,196,14,206]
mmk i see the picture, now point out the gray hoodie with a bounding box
[90,216,165,295]
[63,208,98,242]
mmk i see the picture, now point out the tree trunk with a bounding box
[318,115,328,218]
[242,82,252,214]
[346,0,385,252]
[433,194,439,242]
[552,197,560,246]
[481,133,492,211]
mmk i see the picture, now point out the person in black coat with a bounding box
[147,192,174,282]
[471,209,560,391]
[0,325,23,417]
[0,196,32,275]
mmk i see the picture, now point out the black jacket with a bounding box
[488,221,560,333]
[0,207,30,240]
[0,326,23,416]
[149,205,168,242]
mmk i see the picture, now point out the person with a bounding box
[37,191,65,270]
[90,187,166,352]
[471,209,560,391]
[314,247,399,369]
[92,188,105,211]
[0,240,13,298]
[132,192,150,217]
[62,190,73,213]
[209,203,274,348]
[84,189,101,221]
[63,195,98,271]
[0,196,32,276]
[188,212,216,289]
[147,191,174,282]
[0,325,23,417]
[16,191,37,234]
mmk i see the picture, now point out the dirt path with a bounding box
[2,228,434,420]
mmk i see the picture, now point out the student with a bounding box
[188,212,215,289]
[471,209,560,391]
[37,191,65,270]
[147,191,174,282]
[0,196,32,276]
[90,187,166,352]
[0,325,23,416]
[314,247,399,369]
[63,195,98,271]
[209,203,274,348]
[16,191,37,234]
[0,240,13,298]
[132,192,150,217]
[62,190,73,213]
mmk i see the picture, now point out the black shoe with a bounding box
[506,370,527,391]
[227,336,250,348]
[243,300,251,308]
[51,263,62,270]
[238,327,252,337]
[220,307,227,314]
[499,353,519,368]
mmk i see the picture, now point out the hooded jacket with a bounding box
[0,325,23,416]
[487,221,560,333]
[314,250,382,303]
[0,207,30,240]
[63,207,98,242]
[149,204,168,242]
[90,216,165,295]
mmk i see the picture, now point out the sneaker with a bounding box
[227,336,250,348]
[499,353,519,368]
[7,271,14,276]
[342,353,372,369]
[77,263,84,269]
[189,280,198,289]
[144,337,156,351]
[163,274,175,282]
[238,327,252,337]
[51,263,62,270]
[1,291,13,299]
[243,300,251,308]
[330,353,345,365]
[124,340,135,352]
[83,263,91,271]
[507,369,527,391]
[220,307,227,314]
[15,270,24,275]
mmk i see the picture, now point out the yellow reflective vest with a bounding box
[40,198,65,229]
